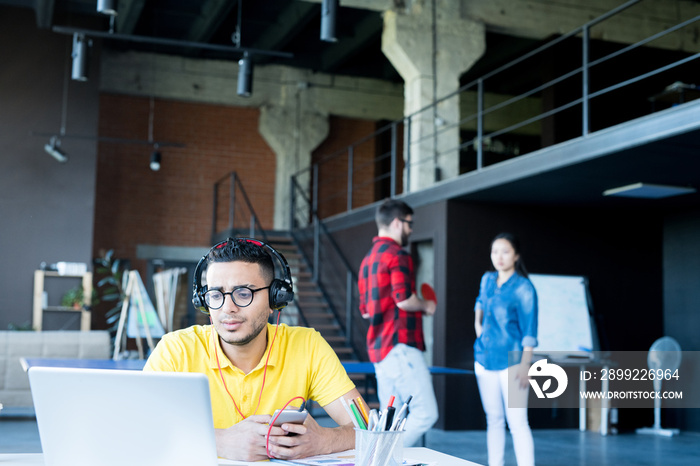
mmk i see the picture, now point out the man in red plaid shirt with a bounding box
[358,199,438,446]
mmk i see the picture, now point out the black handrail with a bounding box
[290,177,368,358]
[287,0,700,361]
[290,0,700,222]
[211,171,269,244]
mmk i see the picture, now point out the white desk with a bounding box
[0,449,482,465]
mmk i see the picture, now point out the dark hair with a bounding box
[376,198,413,228]
[491,232,529,278]
[206,239,275,284]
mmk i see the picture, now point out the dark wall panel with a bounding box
[0,7,100,329]
[663,210,700,432]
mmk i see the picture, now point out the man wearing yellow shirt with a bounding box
[144,238,363,462]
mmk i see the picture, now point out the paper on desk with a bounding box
[217,459,264,465]
[269,450,355,465]
[268,450,436,466]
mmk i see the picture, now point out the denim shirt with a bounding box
[473,272,538,370]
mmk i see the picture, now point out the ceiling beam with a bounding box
[33,0,55,29]
[116,0,146,35]
[464,0,700,53]
[184,0,237,43]
[320,12,382,72]
[251,1,317,52]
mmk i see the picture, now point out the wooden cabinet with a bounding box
[32,270,93,331]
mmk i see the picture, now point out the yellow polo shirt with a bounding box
[144,323,355,428]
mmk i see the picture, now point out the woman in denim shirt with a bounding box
[474,233,537,466]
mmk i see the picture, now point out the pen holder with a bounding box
[355,428,404,466]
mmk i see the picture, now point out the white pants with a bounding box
[474,362,534,466]
[374,344,439,447]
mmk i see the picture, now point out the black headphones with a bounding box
[192,237,294,314]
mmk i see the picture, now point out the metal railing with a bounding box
[289,0,700,360]
[291,0,700,224]
[212,171,269,243]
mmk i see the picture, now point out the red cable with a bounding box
[211,312,305,459]
[253,310,281,415]
[210,311,283,419]
[266,395,307,459]
[211,316,247,419]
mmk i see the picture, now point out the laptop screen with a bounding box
[28,367,219,466]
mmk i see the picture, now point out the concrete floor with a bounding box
[2,415,699,465]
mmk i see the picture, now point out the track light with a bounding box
[320,0,339,42]
[150,148,161,171]
[97,0,118,16]
[44,136,68,163]
[71,33,90,81]
[237,52,253,97]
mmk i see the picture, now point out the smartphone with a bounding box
[271,409,308,427]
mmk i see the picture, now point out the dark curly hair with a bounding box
[206,238,275,284]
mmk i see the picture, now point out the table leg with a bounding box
[600,364,609,436]
[579,364,586,432]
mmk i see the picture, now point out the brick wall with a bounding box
[93,94,275,277]
[313,116,378,219]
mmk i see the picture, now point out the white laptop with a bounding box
[28,367,228,466]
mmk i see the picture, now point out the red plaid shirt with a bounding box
[358,236,425,363]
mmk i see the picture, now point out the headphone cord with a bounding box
[210,310,282,420]
[266,395,307,459]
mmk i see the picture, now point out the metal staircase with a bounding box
[211,172,376,406]
[263,233,356,362]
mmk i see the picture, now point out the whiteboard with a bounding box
[529,274,597,355]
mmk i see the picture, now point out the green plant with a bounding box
[61,286,84,309]
[60,286,99,310]
[7,321,34,331]
[94,250,127,330]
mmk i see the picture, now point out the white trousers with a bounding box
[474,362,535,466]
[374,344,439,447]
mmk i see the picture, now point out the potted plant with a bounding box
[61,286,85,310]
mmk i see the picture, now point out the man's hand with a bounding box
[215,414,285,462]
[266,413,353,460]
[423,299,437,316]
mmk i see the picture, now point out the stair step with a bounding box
[297,301,329,308]
[312,324,341,330]
[264,234,293,244]
[323,335,346,342]
[304,312,335,319]
[295,283,318,289]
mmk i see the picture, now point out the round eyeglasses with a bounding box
[204,285,271,310]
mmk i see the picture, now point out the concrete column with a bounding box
[259,102,329,230]
[382,2,485,191]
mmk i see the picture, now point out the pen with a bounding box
[377,407,389,431]
[350,402,367,429]
[390,395,412,431]
[340,397,360,428]
[384,406,395,430]
[368,409,379,431]
[351,398,368,425]
[398,417,407,431]
[356,397,370,425]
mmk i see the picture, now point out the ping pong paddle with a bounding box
[421,283,437,303]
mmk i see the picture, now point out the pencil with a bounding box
[355,397,370,425]
[340,397,360,428]
[350,402,367,429]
